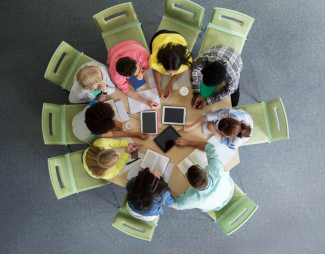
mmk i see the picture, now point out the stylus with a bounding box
[126,158,140,165]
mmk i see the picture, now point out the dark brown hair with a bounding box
[127,168,171,213]
[218,118,251,138]
[157,42,192,71]
[116,57,137,77]
[85,102,115,135]
[187,165,208,190]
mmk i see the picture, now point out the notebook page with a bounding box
[115,100,129,122]
[163,163,173,183]
[154,155,169,176]
[202,113,214,135]
[140,150,158,170]
[127,88,161,114]
[177,158,194,176]
[188,149,208,168]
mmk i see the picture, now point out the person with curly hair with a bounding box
[191,45,243,109]
[72,101,149,143]
[82,138,143,180]
[126,168,175,221]
[107,41,159,109]
[149,30,192,100]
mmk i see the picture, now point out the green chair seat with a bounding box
[42,103,88,145]
[48,150,110,199]
[199,8,254,55]
[44,41,98,91]
[112,193,159,241]
[207,182,258,235]
[158,0,204,52]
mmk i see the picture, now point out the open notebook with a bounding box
[140,149,170,176]
[177,149,208,176]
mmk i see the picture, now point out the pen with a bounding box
[126,158,140,165]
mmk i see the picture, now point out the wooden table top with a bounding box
[106,70,240,204]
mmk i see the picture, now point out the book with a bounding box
[129,76,147,90]
[177,149,208,176]
[104,99,121,122]
[140,149,170,176]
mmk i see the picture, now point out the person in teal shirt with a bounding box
[174,137,234,212]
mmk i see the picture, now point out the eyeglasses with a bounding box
[185,164,204,178]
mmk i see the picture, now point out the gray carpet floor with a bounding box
[1,0,325,253]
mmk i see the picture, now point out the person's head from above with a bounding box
[201,61,227,87]
[85,146,120,176]
[218,118,252,138]
[116,57,142,77]
[127,167,170,212]
[157,42,192,76]
[186,165,208,190]
[76,65,104,92]
[85,102,115,135]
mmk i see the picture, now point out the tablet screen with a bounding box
[164,108,185,123]
[154,125,181,153]
[142,112,157,134]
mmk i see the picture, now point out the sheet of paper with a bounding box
[160,70,191,91]
[115,100,129,122]
[119,152,144,176]
[127,163,142,180]
[163,163,173,183]
[202,113,214,135]
[147,68,157,89]
[127,88,161,114]
[207,135,236,166]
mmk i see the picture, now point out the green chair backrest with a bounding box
[93,2,148,51]
[199,8,254,54]
[163,0,204,31]
[44,41,97,91]
[112,193,159,241]
[48,150,110,199]
[207,182,258,235]
[42,103,88,145]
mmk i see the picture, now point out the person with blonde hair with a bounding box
[82,138,143,180]
[69,61,115,103]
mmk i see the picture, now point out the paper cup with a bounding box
[179,87,189,96]
[125,122,133,129]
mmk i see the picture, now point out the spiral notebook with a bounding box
[129,76,146,91]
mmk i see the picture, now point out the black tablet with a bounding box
[140,111,158,135]
[162,106,186,125]
[153,125,181,153]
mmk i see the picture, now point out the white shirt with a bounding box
[72,105,96,144]
[69,61,116,103]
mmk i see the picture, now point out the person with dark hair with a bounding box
[107,41,159,109]
[149,30,192,100]
[174,137,234,212]
[179,108,253,150]
[72,100,149,143]
[191,45,243,109]
[126,168,175,221]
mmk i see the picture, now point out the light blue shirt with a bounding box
[175,143,234,212]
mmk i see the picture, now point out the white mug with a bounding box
[125,122,133,129]
[179,87,189,96]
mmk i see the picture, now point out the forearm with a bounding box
[189,116,207,130]
[186,140,208,151]
[142,68,149,76]
[124,89,147,104]
[153,69,162,90]
[168,73,182,87]
[101,130,138,138]
[213,130,223,140]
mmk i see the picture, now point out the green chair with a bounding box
[112,192,159,241]
[48,150,110,199]
[158,0,205,52]
[93,2,149,51]
[199,8,254,55]
[234,98,289,146]
[207,182,258,235]
[44,41,98,91]
[42,103,88,145]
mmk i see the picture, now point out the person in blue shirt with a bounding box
[126,168,175,221]
[174,137,234,212]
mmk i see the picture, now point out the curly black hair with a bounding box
[157,42,192,71]
[127,168,171,213]
[201,61,227,87]
[116,57,137,77]
[84,102,115,135]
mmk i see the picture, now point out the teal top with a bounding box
[200,82,217,98]
[175,143,234,212]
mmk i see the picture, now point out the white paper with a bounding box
[160,70,191,91]
[207,135,236,166]
[163,163,173,183]
[147,68,157,88]
[202,113,214,135]
[115,100,129,122]
[127,88,161,114]
[127,163,142,180]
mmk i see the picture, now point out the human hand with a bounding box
[197,99,207,109]
[164,84,172,100]
[207,121,216,133]
[178,125,192,133]
[175,137,188,147]
[191,94,202,109]
[136,73,143,80]
[146,101,159,109]
[96,93,107,102]
[158,88,166,100]
[126,143,144,154]
[136,132,150,140]
[114,119,123,131]
[97,83,108,93]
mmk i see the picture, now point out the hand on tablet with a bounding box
[146,101,159,109]
[126,143,143,154]
[136,132,150,140]
[175,137,188,147]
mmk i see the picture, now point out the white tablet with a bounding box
[140,111,158,135]
[162,106,186,125]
